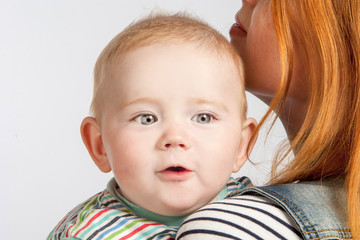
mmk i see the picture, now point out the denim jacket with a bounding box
[239,178,352,239]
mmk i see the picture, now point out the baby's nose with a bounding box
[157,127,191,150]
[164,142,186,149]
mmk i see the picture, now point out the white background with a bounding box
[0,1,287,239]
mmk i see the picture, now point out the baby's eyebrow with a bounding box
[192,98,229,112]
[119,97,229,112]
[119,97,159,110]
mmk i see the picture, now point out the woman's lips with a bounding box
[158,166,192,181]
[230,19,247,37]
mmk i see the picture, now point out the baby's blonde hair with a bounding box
[91,12,246,121]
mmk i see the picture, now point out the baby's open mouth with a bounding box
[166,166,187,172]
[159,166,192,180]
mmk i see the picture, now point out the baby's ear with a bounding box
[233,118,258,172]
[80,117,111,173]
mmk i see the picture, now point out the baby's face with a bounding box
[100,43,247,216]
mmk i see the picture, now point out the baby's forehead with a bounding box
[105,42,243,96]
[109,41,241,73]
[106,44,240,92]
[97,42,246,119]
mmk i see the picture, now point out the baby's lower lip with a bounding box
[158,167,192,181]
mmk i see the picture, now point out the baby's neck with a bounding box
[116,191,188,227]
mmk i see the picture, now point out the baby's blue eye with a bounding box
[135,114,157,125]
[192,113,213,124]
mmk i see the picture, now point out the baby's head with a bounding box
[81,13,256,216]
[91,13,247,121]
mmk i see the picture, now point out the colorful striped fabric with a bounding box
[47,177,251,240]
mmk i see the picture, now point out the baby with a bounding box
[48,13,256,240]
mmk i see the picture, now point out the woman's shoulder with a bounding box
[240,178,352,239]
[176,195,302,239]
[177,178,352,240]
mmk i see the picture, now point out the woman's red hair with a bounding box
[253,0,360,237]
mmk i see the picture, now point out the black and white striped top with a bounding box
[176,195,302,240]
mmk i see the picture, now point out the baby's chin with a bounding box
[153,194,217,216]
